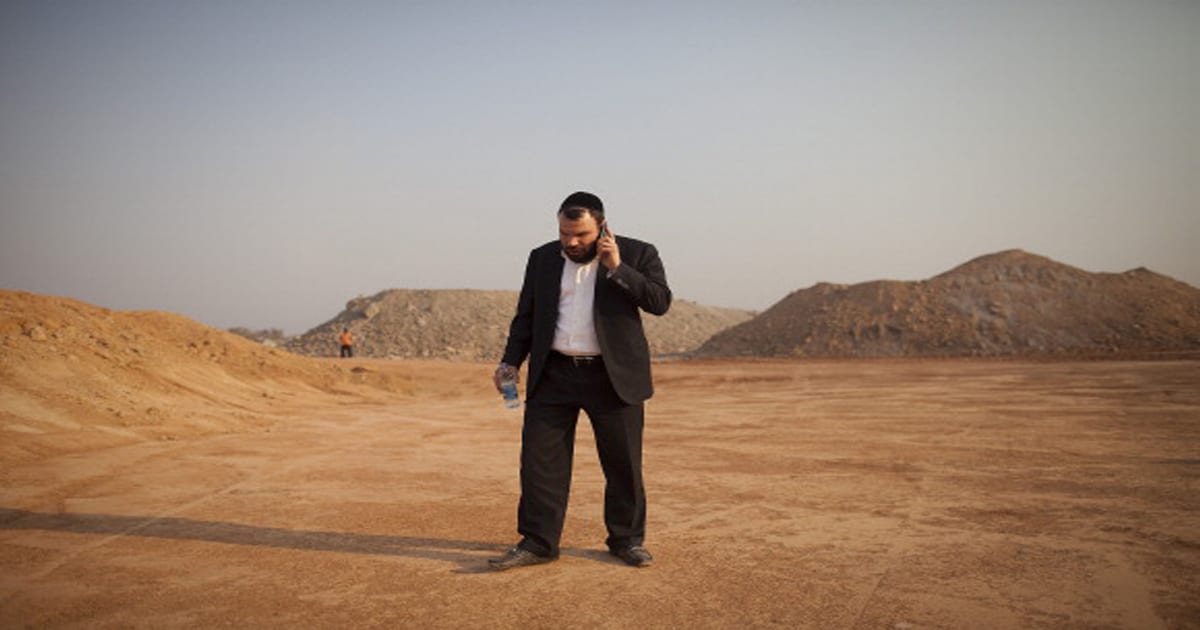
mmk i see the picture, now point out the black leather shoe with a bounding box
[610,545,654,568]
[488,546,557,571]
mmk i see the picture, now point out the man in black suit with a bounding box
[489,191,671,570]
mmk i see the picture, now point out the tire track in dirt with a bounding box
[845,472,930,628]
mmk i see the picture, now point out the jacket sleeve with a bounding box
[607,242,672,316]
[501,249,537,366]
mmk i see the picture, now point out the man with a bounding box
[489,191,671,571]
[338,328,353,358]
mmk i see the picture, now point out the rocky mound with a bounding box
[284,290,753,360]
[698,250,1200,358]
[0,290,412,465]
[644,299,756,356]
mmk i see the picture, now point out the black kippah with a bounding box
[559,191,604,214]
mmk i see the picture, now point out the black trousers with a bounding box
[339,345,353,358]
[517,353,646,557]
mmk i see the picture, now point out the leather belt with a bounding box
[550,351,603,367]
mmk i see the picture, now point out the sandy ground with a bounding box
[1,358,1198,629]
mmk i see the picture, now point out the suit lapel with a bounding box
[592,260,610,357]
[592,261,607,312]
[542,249,565,308]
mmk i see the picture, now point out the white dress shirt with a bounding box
[551,252,602,356]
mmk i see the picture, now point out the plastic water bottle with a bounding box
[499,367,520,409]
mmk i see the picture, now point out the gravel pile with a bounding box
[284,289,753,360]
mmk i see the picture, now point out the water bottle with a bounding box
[499,365,520,409]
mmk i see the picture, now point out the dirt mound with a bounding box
[698,249,1200,357]
[0,290,413,465]
[644,299,756,356]
[284,289,753,360]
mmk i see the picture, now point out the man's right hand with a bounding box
[493,363,518,393]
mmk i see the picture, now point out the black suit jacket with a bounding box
[501,236,671,405]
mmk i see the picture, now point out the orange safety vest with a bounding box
[339,331,353,346]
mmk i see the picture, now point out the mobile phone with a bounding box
[599,222,609,239]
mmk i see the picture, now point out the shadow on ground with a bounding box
[0,507,614,573]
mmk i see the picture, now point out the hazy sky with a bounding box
[2,1,1197,333]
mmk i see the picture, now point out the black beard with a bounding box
[564,242,598,264]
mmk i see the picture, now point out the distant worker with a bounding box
[338,328,354,358]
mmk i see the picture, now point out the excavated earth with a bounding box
[284,290,753,360]
[2,289,1198,628]
[699,250,1200,358]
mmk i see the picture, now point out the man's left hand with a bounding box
[598,228,620,271]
